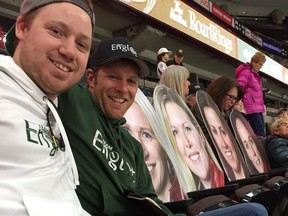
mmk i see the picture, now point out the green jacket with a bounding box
[59,84,184,216]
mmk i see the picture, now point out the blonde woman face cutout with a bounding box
[165,102,210,180]
[123,103,169,195]
[204,106,241,173]
[235,118,264,173]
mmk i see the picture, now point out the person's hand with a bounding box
[234,100,246,114]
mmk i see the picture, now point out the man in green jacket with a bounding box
[58,37,178,215]
[58,37,268,216]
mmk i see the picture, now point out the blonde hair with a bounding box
[160,65,190,100]
[251,52,266,63]
[135,89,188,196]
[154,85,223,191]
[154,85,196,192]
[271,117,288,134]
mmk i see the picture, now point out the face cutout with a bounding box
[197,90,249,181]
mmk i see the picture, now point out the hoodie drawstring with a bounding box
[44,96,79,188]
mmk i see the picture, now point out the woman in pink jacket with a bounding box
[235,52,266,138]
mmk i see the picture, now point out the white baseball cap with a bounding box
[157,47,172,56]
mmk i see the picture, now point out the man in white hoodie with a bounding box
[0,0,94,215]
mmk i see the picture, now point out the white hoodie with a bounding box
[0,55,89,216]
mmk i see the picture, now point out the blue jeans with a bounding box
[197,203,268,216]
[245,113,265,137]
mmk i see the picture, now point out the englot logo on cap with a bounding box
[111,43,138,57]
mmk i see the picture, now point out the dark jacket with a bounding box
[266,135,288,169]
[166,59,183,66]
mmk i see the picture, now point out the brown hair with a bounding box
[157,53,166,61]
[206,76,243,112]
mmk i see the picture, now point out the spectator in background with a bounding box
[266,117,288,169]
[205,77,243,121]
[167,49,184,66]
[235,52,266,138]
[186,83,204,108]
[156,47,172,78]
[159,65,190,100]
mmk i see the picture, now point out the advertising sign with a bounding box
[120,0,238,56]
[209,2,234,27]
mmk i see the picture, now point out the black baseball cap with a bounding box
[89,37,149,78]
[176,49,184,56]
[5,0,95,56]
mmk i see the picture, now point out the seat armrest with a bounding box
[187,184,238,202]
